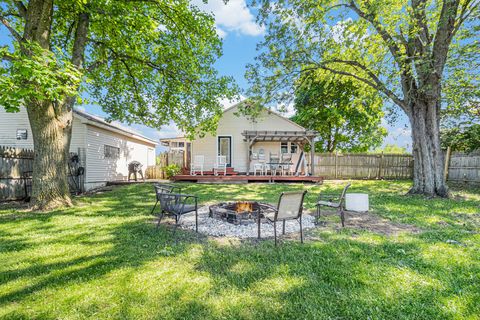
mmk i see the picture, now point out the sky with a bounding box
[0,0,412,154]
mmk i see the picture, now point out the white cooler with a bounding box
[345,193,369,212]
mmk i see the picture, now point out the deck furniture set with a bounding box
[151,182,352,245]
[191,154,297,176]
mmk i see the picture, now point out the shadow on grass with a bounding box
[1,182,478,319]
[193,232,479,319]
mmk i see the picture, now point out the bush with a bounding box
[164,164,181,179]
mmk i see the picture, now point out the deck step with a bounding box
[172,174,324,184]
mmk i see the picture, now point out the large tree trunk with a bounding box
[26,101,73,210]
[21,0,73,210]
[21,0,89,210]
[408,98,449,197]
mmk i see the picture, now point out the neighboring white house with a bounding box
[160,136,188,152]
[178,102,316,174]
[0,107,157,190]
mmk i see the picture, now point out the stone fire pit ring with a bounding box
[179,203,316,239]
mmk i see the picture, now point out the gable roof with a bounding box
[73,109,157,145]
[223,100,306,131]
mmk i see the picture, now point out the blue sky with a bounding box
[0,0,411,154]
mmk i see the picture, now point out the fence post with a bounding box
[444,146,451,182]
[334,151,338,179]
[377,151,384,179]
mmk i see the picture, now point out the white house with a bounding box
[179,102,317,175]
[0,107,157,190]
[160,136,188,152]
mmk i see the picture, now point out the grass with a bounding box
[0,180,479,319]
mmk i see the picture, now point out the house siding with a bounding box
[0,107,86,152]
[191,106,305,173]
[85,125,155,189]
[0,107,35,148]
[0,107,156,191]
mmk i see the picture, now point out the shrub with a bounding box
[164,164,181,179]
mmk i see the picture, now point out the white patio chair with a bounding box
[213,155,227,176]
[253,162,264,176]
[190,155,204,175]
[258,190,308,245]
[253,151,266,175]
[269,152,280,176]
[281,153,293,176]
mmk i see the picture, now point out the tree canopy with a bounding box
[0,0,237,134]
[441,123,480,152]
[292,72,386,153]
[0,0,237,209]
[246,0,479,197]
[373,144,408,154]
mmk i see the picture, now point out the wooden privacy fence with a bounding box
[445,150,480,184]
[314,152,414,179]
[145,150,185,180]
[314,151,480,184]
[0,146,86,201]
[0,146,34,200]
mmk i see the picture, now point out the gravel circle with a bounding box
[179,206,316,238]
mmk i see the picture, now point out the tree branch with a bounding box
[1,51,16,61]
[411,0,432,47]
[319,60,407,111]
[85,59,108,72]
[71,12,90,68]
[0,14,24,43]
[347,1,403,64]
[14,1,27,19]
[432,0,461,75]
[452,0,479,36]
[121,59,141,99]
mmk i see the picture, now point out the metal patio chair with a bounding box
[258,190,308,246]
[315,183,351,227]
[156,192,198,235]
[151,183,182,214]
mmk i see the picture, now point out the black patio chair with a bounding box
[315,183,351,227]
[156,192,198,235]
[258,190,308,246]
[151,183,182,214]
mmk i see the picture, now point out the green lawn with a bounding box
[0,181,479,319]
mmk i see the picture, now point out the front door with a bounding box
[217,136,232,167]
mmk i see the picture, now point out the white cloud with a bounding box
[192,0,264,37]
[219,94,246,109]
[153,122,184,140]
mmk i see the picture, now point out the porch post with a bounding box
[309,137,315,176]
[247,138,251,176]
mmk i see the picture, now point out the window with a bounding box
[171,142,178,147]
[290,143,298,154]
[281,142,289,154]
[178,142,185,148]
[104,145,120,158]
[16,129,28,140]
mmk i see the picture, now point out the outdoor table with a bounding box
[266,162,294,175]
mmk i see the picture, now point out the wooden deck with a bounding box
[172,174,323,184]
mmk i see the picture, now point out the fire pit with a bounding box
[209,201,274,225]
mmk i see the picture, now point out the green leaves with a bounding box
[441,124,480,153]
[247,0,478,121]
[1,0,238,134]
[0,41,82,112]
[292,71,387,153]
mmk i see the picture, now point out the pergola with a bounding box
[241,130,318,176]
